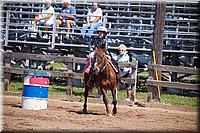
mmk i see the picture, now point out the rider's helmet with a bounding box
[97,26,107,35]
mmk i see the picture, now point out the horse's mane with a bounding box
[95,49,108,61]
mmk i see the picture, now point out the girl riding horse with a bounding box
[83,26,120,115]
[83,48,119,115]
[85,26,109,87]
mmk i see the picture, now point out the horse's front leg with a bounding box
[101,88,111,116]
[83,85,89,113]
[111,86,118,115]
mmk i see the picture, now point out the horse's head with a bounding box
[93,49,108,75]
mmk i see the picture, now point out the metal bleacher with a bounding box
[1,0,199,67]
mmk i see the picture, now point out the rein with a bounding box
[100,62,108,73]
[95,51,109,74]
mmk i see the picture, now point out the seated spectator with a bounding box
[33,0,55,39]
[80,2,103,42]
[56,0,76,39]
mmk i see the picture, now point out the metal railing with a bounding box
[1,0,199,54]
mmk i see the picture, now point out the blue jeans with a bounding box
[81,22,102,39]
[120,71,132,90]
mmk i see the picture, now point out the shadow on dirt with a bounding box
[135,102,145,107]
[68,110,103,116]
[12,104,22,108]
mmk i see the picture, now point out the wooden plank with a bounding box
[73,57,87,64]
[118,61,138,69]
[74,73,84,79]
[146,79,200,91]
[148,64,199,75]
[121,78,135,84]
[3,67,24,75]
[3,67,74,78]
[3,52,73,63]
[4,52,87,64]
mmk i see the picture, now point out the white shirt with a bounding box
[115,53,132,73]
[87,8,102,23]
[42,6,55,22]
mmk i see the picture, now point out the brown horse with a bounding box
[83,49,118,116]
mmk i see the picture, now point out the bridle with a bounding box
[94,51,109,74]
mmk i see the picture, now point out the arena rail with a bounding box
[3,51,138,101]
[146,61,200,102]
[2,0,199,52]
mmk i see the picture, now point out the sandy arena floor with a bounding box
[2,92,199,132]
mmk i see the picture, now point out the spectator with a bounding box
[33,0,55,39]
[56,0,76,39]
[114,44,132,101]
[80,2,103,42]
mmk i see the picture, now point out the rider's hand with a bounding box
[87,23,91,28]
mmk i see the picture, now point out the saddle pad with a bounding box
[84,58,92,74]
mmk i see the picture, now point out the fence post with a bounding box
[66,54,74,95]
[130,61,138,103]
[147,61,154,102]
[4,50,12,91]
[147,61,161,102]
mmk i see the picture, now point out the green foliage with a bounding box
[9,82,23,92]
[47,62,66,67]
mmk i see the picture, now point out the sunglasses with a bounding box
[119,50,125,51]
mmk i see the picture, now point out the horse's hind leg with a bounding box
[111,86,118,115]
[83,85,90,113]
[101,88,111,116]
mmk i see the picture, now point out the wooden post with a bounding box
[4,50,12,91]
[147,61,154,102]
[151,0,166,102]
[66,54,74,95]
[4,79,10,91]
[153,0,166,79]
[130,61,138,103]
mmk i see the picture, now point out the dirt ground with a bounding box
[2,92,199,132]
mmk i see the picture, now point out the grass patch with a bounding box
[161,94,199,107]
[8,81,199,108]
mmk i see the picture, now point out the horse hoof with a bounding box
[113,110,117,115]
[82,108,87,113]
